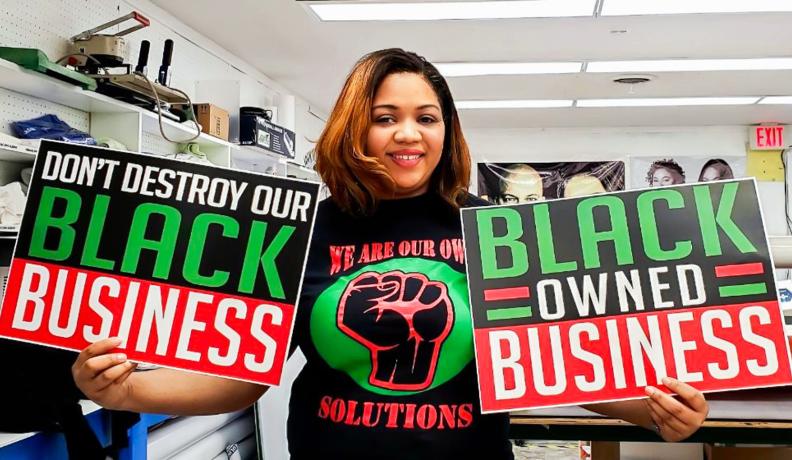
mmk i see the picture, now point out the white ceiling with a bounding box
[149,0,792,128]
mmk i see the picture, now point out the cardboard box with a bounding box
[193,103,229,141]
[705,445,792,460]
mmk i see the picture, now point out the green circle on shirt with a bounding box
[310,257,473,396]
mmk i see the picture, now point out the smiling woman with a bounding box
[367,73,445,198]
[72,48,709,460]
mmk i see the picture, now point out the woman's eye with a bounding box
[375,115,396,124]
[419,115,438,124]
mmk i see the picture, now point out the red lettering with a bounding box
[344,399,361,426]
[385,403,401,428]
[343,245,355,271]
[329,246,343,275]
[757,128,767,147]
[452,239,465,264]
[440,239,452,259]
[437,404,457,429]
[398,240,411,257]
[403,403,416,429]
[357,244,370,264]
[425,240,436,257]
[315,397,476,430]
[371,242,384,262]
[458,404,474,428]
[330,399,345,423]
[416,404,438,429]
[384,242,394,258]
[318,395,332,419]
[362,402,383,427]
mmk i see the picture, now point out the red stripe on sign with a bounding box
[484,286,531,301]
[715,262,765,277]
[0,258,295,386]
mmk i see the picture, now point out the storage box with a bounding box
[193,103,229,141]
[239,112,296,158]
[705,445,792,460]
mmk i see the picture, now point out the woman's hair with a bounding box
[314,48,471,214]
[698,158,734,181]
[646,158,686,184]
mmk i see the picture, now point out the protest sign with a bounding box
[0,140,319,386]
[461,179,792,412]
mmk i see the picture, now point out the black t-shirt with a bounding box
[287,192,513,460]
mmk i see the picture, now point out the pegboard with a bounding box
[0,1,126,62]
[0,87,89,135]
[141,130,179,156]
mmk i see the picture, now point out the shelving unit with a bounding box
[0,57,234,167]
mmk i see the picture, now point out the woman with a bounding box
[647,159,686,187]
[73,49,708,460]
[698,158,734,182]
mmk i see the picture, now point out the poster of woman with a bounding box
[630,156,744,189]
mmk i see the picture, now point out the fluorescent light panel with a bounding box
[601,0,792,15]
[759,96,792,104]
[456,100,573,109]
[308,0,595,21]
[436,62,582,77]
[587,58,792,73]
[577,97,760,107]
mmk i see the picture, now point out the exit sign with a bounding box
[749,125,786,150]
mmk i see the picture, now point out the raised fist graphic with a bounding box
[338,271,454,391]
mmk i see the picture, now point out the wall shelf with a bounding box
[0,58,233,167]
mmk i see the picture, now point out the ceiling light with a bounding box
[436,62,583,77]
[456,100,574,109]
[577,97,760,107]
[308,0,596,21]
[587,58,792,73]
[601,0,792,16]
[759,96,792,104]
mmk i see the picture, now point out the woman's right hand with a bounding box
[72,337,138,410]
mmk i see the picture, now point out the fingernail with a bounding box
[109,337,122,345]
[115,353,127,362]
[662,377,674,386]
[645,386,656,396]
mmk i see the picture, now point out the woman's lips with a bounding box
[388,151,424,168]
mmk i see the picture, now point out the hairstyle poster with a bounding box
[477,161,625,204]
[630,156,746,189]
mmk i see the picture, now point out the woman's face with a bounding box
[651,167,683,187]
[367,72,445,199]
[700,165,725,182]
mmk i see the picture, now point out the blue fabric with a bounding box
[11,114,96,145]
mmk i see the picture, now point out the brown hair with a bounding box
[315,48,471,215]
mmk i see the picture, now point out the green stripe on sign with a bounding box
[486,306,533,321]
[719,283,768,297]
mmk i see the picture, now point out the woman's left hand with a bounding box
[645,377,709,442]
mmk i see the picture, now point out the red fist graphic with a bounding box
[338,271,454,391]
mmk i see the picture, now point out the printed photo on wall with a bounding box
[629,155,746,189]
[477,161,625,204]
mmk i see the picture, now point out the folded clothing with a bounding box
[11,114,96,145]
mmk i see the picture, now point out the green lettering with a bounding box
[80,194,115,270]
[183,213,239,287]
[121,203,180,279]
[694,183,757,256]
[578,196,634,269]
[476,208,528,279]
[533,203,577,274]
[29,186,81,261]
[637,190,692,261]
[239,221,295,299]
